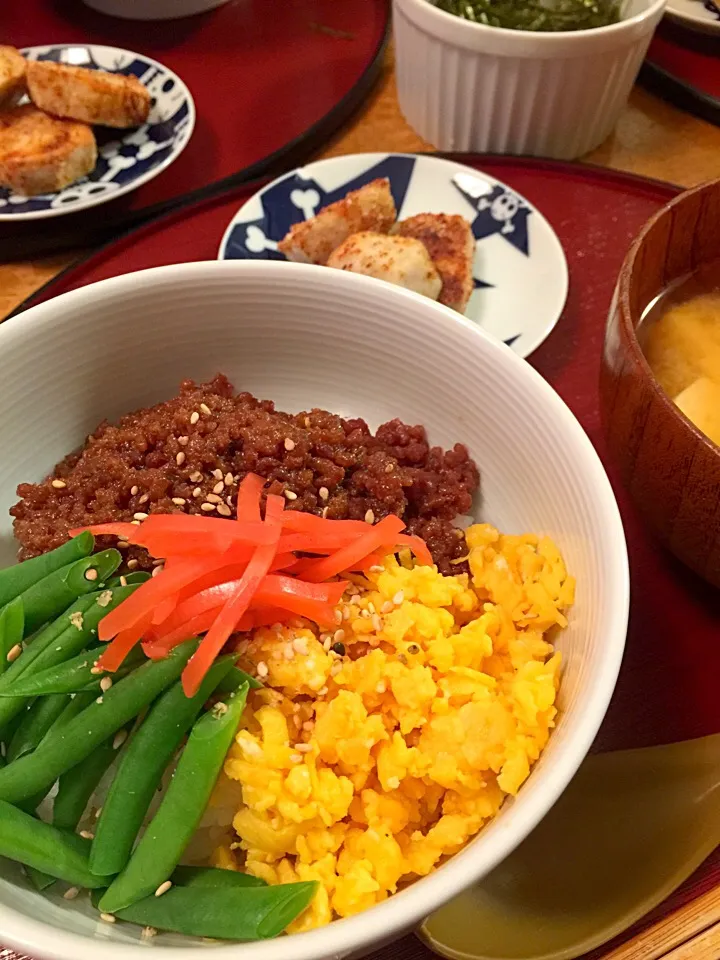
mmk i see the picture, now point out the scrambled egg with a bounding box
[211,524,574,930]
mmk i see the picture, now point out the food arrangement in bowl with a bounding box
[0,373,574,939]
[0,260,628,959]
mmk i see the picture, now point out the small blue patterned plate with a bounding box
[218,153,568,359]
[0,44,195,221]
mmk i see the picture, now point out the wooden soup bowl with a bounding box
[600,178,720,588]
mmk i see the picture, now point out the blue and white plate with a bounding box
[0,44,195,221]
[218,153,568,359]
[665,0,720,33]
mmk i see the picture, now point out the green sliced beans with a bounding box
[91,656,236,877]
[0,798,109,888]
[2,645,145,698]
[172,865,266,889]
[216,664,263,693]
[0,533,94,610]
[7,694,70,763]
[0,582,142,734]
[0,639,198,805]
[99,684,249,914]
[53,734,122,831]
[0,597,24,676]
[19,549,121,638]
[93,883,316,939]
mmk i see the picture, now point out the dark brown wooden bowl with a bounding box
[600,178,720,588]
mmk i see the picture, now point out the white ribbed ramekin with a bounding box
[394,0,666,159]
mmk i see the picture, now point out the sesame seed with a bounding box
[130,485,139,496]
[51,479,66,489]
[224,473,234,486]
[190,471,203,482]
[193,487,202,498]
[333,629,345,643]
[304,416,311,427]
[372,614,383,632]
[84,568,98,582]
[117,540,130,550]
[138,493,149,505]
[176,452,186,466]
[113,730,127,750]
[200,403,211,415]
[178,435,189,446]
[256,661,269,678]
[367,602,376,615]
[369,565,384,573]
[294,743,312,753]
[133,512,148,521]
[155,881,173,898]
[127,559,139,570]
[90,665,103,675]
[63,887,80,900]
[131,520,141,525]
[212,481,224,495]
[342,607,351,621]
[291,753,303,764]
[376,681,387,694]
[119,576,127,587]
[302,720,314,732]
[96,697,103,704]
[100,913,116,924]
[95,806,103,819]
[206,493,222,504]
[361,609,371,619]
[100,677,112,692]
[79,830,94,840]
[284,438,296,452]
[141,927,158,940]
[385,463,394,473]
[321,506,329,519]
[226,496,233,506]
[211,469,223,480]
[393,591,405,605]
[152,565,164,577]
[217,504,232,517]
[365,509,375,524]
[284,490,298,501]
[190,411,200,425]
[293,637,308,655]
[317,686,328,697]
[172,497,186,506]
[201,502,216,512]
[6,644,21,663]
[381,601,393,614]
[318,486,329,501]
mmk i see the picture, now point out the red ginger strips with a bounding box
[72,473,433,697]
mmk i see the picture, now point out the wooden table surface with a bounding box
[2,48,720,320]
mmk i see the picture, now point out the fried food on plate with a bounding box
[0,47,26,110]
[393,213,475,313]
[278,178,396,265]
[0,105,97,196]
[26,59,151,129]
[326,231,442,301]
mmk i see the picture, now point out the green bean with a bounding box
[90,656,237,877]
[172,865,266,889]
[106,572,151,588]
[0,533,94,610]
[0,639,198,805]
[94,883,317,939]
[19,549,121,637]
[215,664,263,692]
[7,694,70,763]
[99,684,249,913]
[53,734,122,831]
[0,798,109,888]
[0,597,24,676]
[2,645,145,698]
[0,582,141,734]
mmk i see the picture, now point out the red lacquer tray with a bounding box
[2,0,388,258]
[640,21,720,126]
[7,157,720,960]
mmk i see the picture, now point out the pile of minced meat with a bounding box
[11,375,479,575]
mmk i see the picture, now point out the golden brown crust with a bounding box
[0,47,27,110]
[26,60,151,129]
[278,178,396,265]
[393,213,475,313]
[0,104,97,195]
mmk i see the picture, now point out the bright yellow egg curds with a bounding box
[215,523,574,930]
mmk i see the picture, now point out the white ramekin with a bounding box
[394,0,667,159]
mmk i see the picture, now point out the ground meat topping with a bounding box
[11,375,479,575]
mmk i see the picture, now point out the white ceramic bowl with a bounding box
[81,0,229,19]
[0,261,628,960]
[393,0,667,159]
